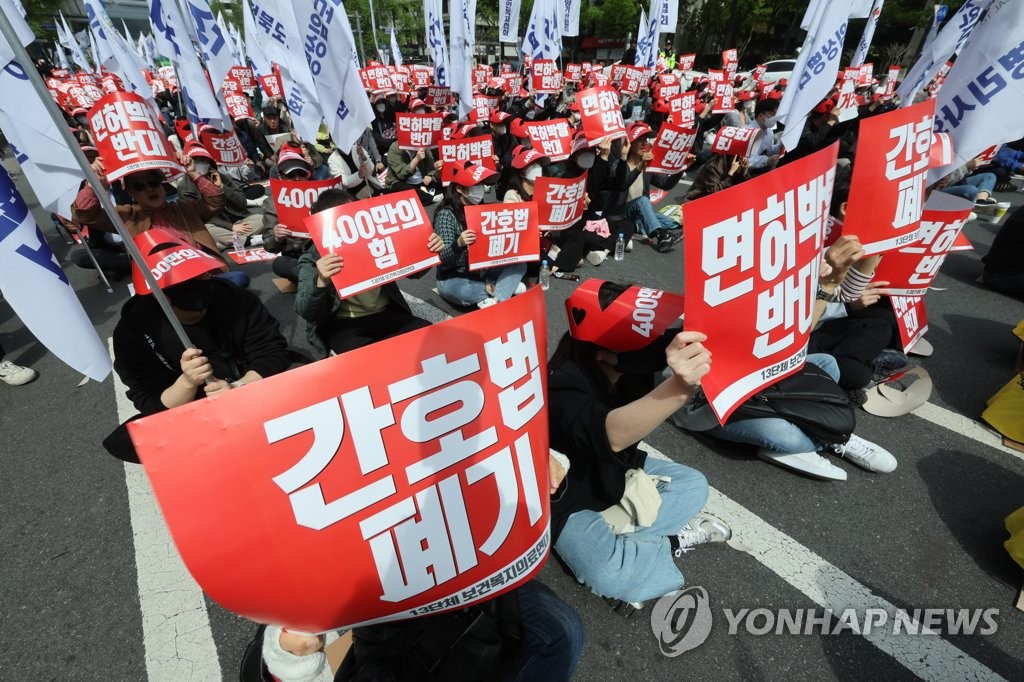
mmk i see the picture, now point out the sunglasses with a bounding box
[127,177,164,192]
[284,170,311,180]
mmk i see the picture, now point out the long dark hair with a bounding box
[437,184,469,226]
[507,169,533,201]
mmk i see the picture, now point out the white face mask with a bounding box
[193,159,211,175]
[376,103,386,112]
[524,165,543,182]
[463,185,486,204]
[764,114,778,128]
[493,125,507,135]
[576,152,596,169]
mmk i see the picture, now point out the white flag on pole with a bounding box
[0,165,111,381]
[560,0,580,37]
[928,0,1024,183]
[242,0,272,77]
[635,0,662,69]
[498,0,520,43]
[185,0,235,98]
[850,0,884,67]
[54,40,70,70]
[523,0,561,63]
[657,0,678,34]
[424,0,450,86]
[58,13,91,71]
[449,0,476,118]
[84,0,149,93]
[390,28,403,67]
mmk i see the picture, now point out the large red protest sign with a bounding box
[305,190,440,297]
[199,128,248,166]
[678,54,696,71]
[530,60,563,93]
[390,66,411,93]
[577,85,626,142]
[87,92,184,183]
[412,65,432,88]
[564,63,582,83]
[396,113,445,149]
[669,91,696,128]
[711,126,761,157]
[269,177,346,234]
[648,123,697,174]
[228,65,256,91]
[683,143,839,422]
[621,66,646,96]
[259,74,282,98]
[438,136,496,185]
[425,86,451,107]
[535,174,588,231]
[524,119,573,162]
[871,191,974,296]
[361,64,395,91]
[225,93,256,121]
[844,99,935,255]
[610,64,627,85]
[466,202,539,270]
[711,83,735,114]
[128,288,551,632]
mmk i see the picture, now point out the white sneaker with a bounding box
[626,239,634,252]
[586,250,607,266]
[828,434,897,473]
[758,448,847,480]
[513,282,527,296]
[968,211,979,221]
[0,360,38,386]
[674,513,732,557]
[432,193,444,204]
[476,297,498,309]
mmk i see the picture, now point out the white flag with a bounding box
[848,0,874,18]
[635,0,662,69]
[633,9,649,66]
[185,0,235,98]
[54,40,70,70]
[896,0,993,105]
[498,0,520,43]
[390,28,403,67]
[0,165,111,381]
[0,0,32,67]
[292,0,373,153]
[84,0,149,93]
[424,0,450,86]
[929,0,1024,183]
[59,13,91,71]
[523,0,561,63]
[657,0,678,33]
[850,0,884,67]
[560,0,580,37]
[242,0,272,77]
[449,0,476,118]
[777,0,853,152]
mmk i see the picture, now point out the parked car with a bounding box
[738,58,797,85]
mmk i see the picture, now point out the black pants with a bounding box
[808,316,893,390]
[71,248,131,278]
[272,255,300,282]
[551,217,636,272]
[325,308,431,354]
[389,180,437,206]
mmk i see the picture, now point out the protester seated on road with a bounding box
[385,100,444,204]
[982,143,1024,189]
[257,103,291,138]
[71,153,249,288]
[721,90,756,128]
[981,204,1024,297]
[112,239,289,416]
[684,152,750,202]
[429,160,528,309]
[233,116,276,178]
[619,122,682,253]
[745,97,783,174]
[68,222,130,281]
[327,137,384,200]
[294,189,432,357]
[548,280,730,613]
[252,579,583,681]
[177,142,263,250]
[262,146,325,283]
[934,155,1000,206]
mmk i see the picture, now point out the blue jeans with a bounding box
[941,172,997,201]
[214,270,250,288]
[498,581,585,682]
[624,196,680,236]
[707,353,840,454]
[436,263,527,306]
[554,458,709,603]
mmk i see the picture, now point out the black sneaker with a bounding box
[656,231,682,253]
[974,197,997,206]
[603,596,644,618]
[869,349,908,385]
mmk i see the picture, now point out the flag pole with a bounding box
[0,11,196,351]
[70,231,115,293]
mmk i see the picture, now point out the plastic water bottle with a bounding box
[614,233,625,261]
[231,230,245,253]
[539,259,551,291]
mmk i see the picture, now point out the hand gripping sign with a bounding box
[269,177,346,236]
[531,60,564,94]
[534,174,588,231]
[683,143,840,423]
[438,136,496,185]
[304,190,441,298]
[577,85,626,143]
[710,127,761,157]
[87,92,184,183]
[396,113,445,150]
[566,279,686,351]
[843,99,936,255]
[872,191,974,297]
[128,288,552,633]
[524,119,573,162]
[648,124,697,175]
[466,202,539,271]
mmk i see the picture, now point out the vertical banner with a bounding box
[843,99,935,254]
[128,288,550,632]
[524,119,573,162]
[534,174,588,230]
[466,202,540,270]
[303,190,440,297]
[396,113,445,149]
[498,0,520,42]
[577,85,626,142]
[647,123,697,174]
[682,143,839,423]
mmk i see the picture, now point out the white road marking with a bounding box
[109,339,222,681]
[912,401,1024,463]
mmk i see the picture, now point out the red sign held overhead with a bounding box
[228,65,257,91]
[722,48,738,70]
[609,64,627,85]
[259,74,282,99]
[225,93,256,121]
[531,59,563,94]
[844,99,935,254]
[677,53,696,71]
[438,135,496,185]
[647,123,697,175]
[751,64,767,83]
[884,65,900,97]
[534,174,588,231]
[303,190,440,298]
[621,66,647,96]
[577,85,626,142]
[411,65,433,88]
[683,143,840,422]
[669,91,697,128]
[361,65,395,91]
[425,86,451,107]
[87,92,184,183]
[269,177,346,234]
[711,83,735,113]
[524,119,574,162]
[221,77,243,96]
[128,288,551,633]
[466,202,540,270]
[858,63,874,86]
[396,113,445,150]
[198,129,248,167]
[564,63,583,83]
[710,126,761,157]
[472,66,490,89]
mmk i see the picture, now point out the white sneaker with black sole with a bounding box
[0,360,37,386]
[828,434,897,473]
[674,513,732,557]
[758,448,847,480]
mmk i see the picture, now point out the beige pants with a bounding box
[207,213,265,249]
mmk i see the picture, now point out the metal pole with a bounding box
[0,10,196,351]
[70,231,114,293]
[354,12,367,67]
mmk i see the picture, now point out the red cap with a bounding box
[408,98,429,112]
[813,99,835,114]
[489,110,512,124]
[626,121,653,143]
[131,228,224,295]
[570,131,591,155]
[565,279,686,352]
[778,78,789,87]
[510,117,528,138]
[511,145,549,169]
[183,142,215,160]
[449,160,497,187]
[736,90,757,101]
[277,146,311,174]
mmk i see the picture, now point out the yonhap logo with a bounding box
[650,586,714,656]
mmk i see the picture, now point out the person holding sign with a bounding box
[431,161,528,309]
[745,98,783,173]
[385,101,443,204]
[294,189,433,357]
[619,123,682,253]
[549,280,731,612]
[177,142,262,250]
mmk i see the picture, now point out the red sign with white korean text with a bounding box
[500,62,515,75]
[872,191,973,296]
[466,202,540,270]
[87,92,184,183]
[585,72,609,88]
[711,83,735,113]
[361,65,395,91]
[259,74,282,99]
[621,66,647,96]
[269,177,346,232]
[707,69,725,86]
[396,113,445,150]
[564,63,582,83]
[472,66,490,89]
[650,188,667,205]
[678,54,696,71]
[577,86,626,142]
[722,49,738,70]
[647,123,697,174]
[844,99,935,254]
[150,78,168,96]
[199,129,248,166]
[524,119,573,162]
[412,65,433,88]
[531,60,563,94]
[682,143,839,422]
[609,64,627,85]
[425,86,451,107]
[225,93,256,121]
[304,190,440,297]
[228,65,256,91]
[669,91,696,128]
[390,66,411,93]
[128,288,551,632]
[534,173,588,231]
[858,63,874,86]
[228,247,279,264]
[438,135,496,185]
[100,73,125,94]
[884,65,900,97]
[892,296,928,352]
[221,78,242,97]
[751,64,767,83]
[711,127,760,157]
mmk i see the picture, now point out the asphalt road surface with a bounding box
[1,154,1022,681]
